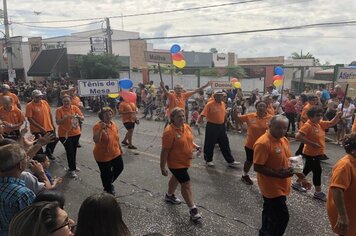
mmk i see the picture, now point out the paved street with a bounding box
[49,109,344,236]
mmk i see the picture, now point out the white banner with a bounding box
[77,79,119,96]
[211,80,232,90]
[337,67,356,82]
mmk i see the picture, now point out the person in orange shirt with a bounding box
[295,95,319,155]
[327,134,356,236]
[93,107,123,195]
[0,84,21,109]
[119,97,138,149]
[197,91,240,167]
[0,96,25,140]
[160,81,211,119]
[160,107,202,222]
[25,90,57,160]
[55,96,84,178]
[294,106,341,200]
[254,115,310,236]
[234,101,272,185]
[263,95,275,116]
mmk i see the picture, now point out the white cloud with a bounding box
[3,0,356,64]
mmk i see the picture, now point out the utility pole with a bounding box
[3,0,13,80]
[105,17,113,54]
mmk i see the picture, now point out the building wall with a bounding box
[21,43,32,82]
[129,40,147,69]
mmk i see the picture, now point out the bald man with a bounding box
[0,84,21,109]
[0,96,25,140]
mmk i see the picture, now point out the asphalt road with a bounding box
[49,109,345,236]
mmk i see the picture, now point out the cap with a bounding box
[335,84,341,89]
[1,84,10,90]
[32,89,43,97]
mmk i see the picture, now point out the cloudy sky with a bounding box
[4,0,356,64]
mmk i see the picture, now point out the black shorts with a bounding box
[244,146,254,162]
[169,168,190,183]
[123,122,135,130]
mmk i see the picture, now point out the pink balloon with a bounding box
[231,78,238,83]
[172,52,184,61]
[120,90,137,103]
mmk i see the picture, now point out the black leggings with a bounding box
[302,155,322,186]
[97,156,124,193]
[59,134,80,171]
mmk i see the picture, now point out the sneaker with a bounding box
[69,171,77,178]
[128,145,137,149]
[190,208,202,221]
[228,161,241,168]
[77,143,82,148]
[292,182,307,192]
[74,167,81,172]
[164,194,181,205]
[313,192,327,201]
[241,175,253,185]
[121,141,129,146]
[206,162,215,167]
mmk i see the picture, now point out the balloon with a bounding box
[108,93,119,98]
[172,52,184,61]
[170,44,181,54]
[274,67,284,76]
[231,78,238,83]
[120,90,137,103]
[233,82,241,89]
[273,80,283,87]
[119,79,133,89]
[173,60,186,68]
[273,75,283,81]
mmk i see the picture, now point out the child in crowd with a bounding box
[32,154,62,189]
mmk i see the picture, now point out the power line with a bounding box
[11,0,263,24]
[12,21,103,29]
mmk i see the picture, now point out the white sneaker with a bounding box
[69,171,77,178]
[206,162,215,167]
[228,161,240,168]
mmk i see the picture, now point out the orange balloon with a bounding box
[231,78,238,83]
[173,60,186,68]
[273,80,283,87]
[273,75,283,81]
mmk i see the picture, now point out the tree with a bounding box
[291,50,320,66]
[225,65,246,79]
[79,54,121,79]
[210,48,218,53]
[349,61,356,66]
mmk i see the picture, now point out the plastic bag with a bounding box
[289,155,303,173]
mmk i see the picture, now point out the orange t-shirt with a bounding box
[0,92,20,107]
[200,101,226,125]
[239,112,272,149]
[25,100,54,133]
[167,91,193,116]
[253,131,292,198]
[299,103,312,127]
[162,123,195,169]
[71,96,82,108]
[299,120,332,156]
[93,121,121,162]
[266,104,275,116]
[55,105,83,138]
[352,118,356,133]
[0,106,25,133]
[119,101,137,123]
[327,154,356,236]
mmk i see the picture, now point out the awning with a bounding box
[303,79,333,84]
[27,48,68,77]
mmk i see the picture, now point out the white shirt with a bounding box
[338,103,355,120]
[20,171,45,195]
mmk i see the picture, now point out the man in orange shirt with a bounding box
[0,84,21,109]
[254,115,310,236]
[197,92,240,167]
[160,81,211,119]
[119,97,138,149]
[0,96,25,140]
[327,134,356,236]
[26,90,57,160]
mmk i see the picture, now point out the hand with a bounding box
[39,127,47,134]
[28,160,44,175]
[37,132,56,146]
[335,214,349,235]
[335,111,342,118]
[53,177,63,185]
[20,124,28,136]
[99,122,107,130]
[161,168,168,176]
[278,167,294,178]
[24,134,36,147]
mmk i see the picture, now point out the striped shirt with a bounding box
[0,177,35,236]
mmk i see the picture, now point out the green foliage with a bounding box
[79,53,121,79]
[199,68,219,76]
[225,65,246,78]
[349,61,356,66]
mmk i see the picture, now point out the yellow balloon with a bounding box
[273,80,283,87]
[233,82,241,89]
[108,93,119,98]
[173,60,186,68]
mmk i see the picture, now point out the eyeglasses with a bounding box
[50,217,74,233]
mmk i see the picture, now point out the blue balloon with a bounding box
[170,44,181,54]
[119,78,133,89]
[275,67,284,76]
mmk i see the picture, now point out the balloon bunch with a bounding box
[170,44,186,69]
[231,78,241,89]
[273,67,284,87]
[115,78,137,103]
